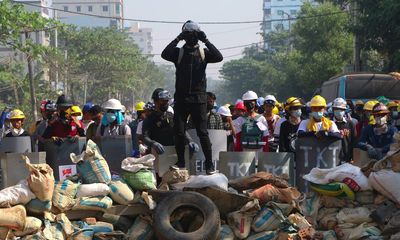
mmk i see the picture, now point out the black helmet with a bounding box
[182,20,200,32]
[45,100,57,112]
[152,88,171,101]
[56,94,72,107]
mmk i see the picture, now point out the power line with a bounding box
[19,2,357,25]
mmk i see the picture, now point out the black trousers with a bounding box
[174,101,213,168]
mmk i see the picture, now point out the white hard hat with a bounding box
[102,99,123,110]
[332,97,347,110]
[235,99,243,105]
[264,95,277,105]
[217,106,232,117]
[242,91,258,101]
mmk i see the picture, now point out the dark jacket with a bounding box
[161,39,223,103]
[279,120,299,153]
[357,124,397,154]
[335,118,356,163]
[142,111,175,147]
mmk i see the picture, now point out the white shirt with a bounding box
[136,121,143,135]
[297,119,340,133]
[233,115,269,137]
[96,124,131,136]
[273,117,287,137]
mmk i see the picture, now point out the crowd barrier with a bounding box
[0,136,32,153]
[94,136,132,174]
[295,137,342,192]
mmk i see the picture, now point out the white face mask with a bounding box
[375,116,387,126]
[77,116,83,121]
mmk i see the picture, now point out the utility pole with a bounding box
[54,9,59,91]
[25,32,38,121]
[64,49,68,97]
[353,1,361,72]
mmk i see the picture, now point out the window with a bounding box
[275,23,284,30]
[88,6,93,12]
[63,6,68,11]
[76,6,81,12]
[265,8,271,15]
[290,9,297,15]
[277,10,284,15]
[116,3,121,14]
[102,5,109,12]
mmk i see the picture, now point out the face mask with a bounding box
[334,110,345,119]
[77,116,83,121]
[392,111,399,119]
[160,104,169,112]
[312,111,324,120]
[207,103,214,111]
[375,116,388,126]
[244,102,255,112]
[183,32,198,46]
[106,113,117,123]
[290,109,302,118]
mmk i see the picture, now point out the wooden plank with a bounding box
[66,204,150,220]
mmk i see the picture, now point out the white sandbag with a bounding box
[369,169,400,204]
[14,216,42,237]
[252,206,285,232]
[303,163,371,191]
[0,205,26,231]
[121,154,155,173]
[336,207,372,224]
[219,225,235,240]
[172,173,229,191]
[70,140,111,184]
[76,183,110,198]
[0,180,36,207]
[52,180,79,212]
[108,179,134,205]
[227,200,260,239]
[288,213,312,229]
[73,196,113,212]
[24,155,55,201]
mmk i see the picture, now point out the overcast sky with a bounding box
[124,0,263,79]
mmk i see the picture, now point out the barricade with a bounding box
[152,146,189,176]
[0,136,32,153]
[295,137,341,192]
[0,152,46,189]
[187,129,227,175]
[257,152,295,186]
[219,152,256,180]
[94,136,132,174]
[352,148,371,168]
[43,137,86,181]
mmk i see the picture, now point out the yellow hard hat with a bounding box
[387,101,398,109]
[135,101,146,112]
[310,95,327,108]
[285,97,303,110]
[9,109,25,120]
[364,100,378,111]
[355,100,364,106]
[272,106,279,115]
[66,106,82,116]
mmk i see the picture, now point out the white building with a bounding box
[262,0,315,35]
[127,23,153,55]
[52,0,124,29]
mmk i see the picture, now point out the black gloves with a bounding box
[197,31,208,42]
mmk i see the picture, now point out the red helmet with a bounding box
[40,100,48,112]
[234,102,247,112]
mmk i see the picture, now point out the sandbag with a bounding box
[336,207,372,224]
[227,200,260,239]
[70,140,111,184]
[26,199,52,214]
[300,192,321,227]
[127,215,153,240]
[314,230,337,240]
[85,221,113,234]
[52,179,79,212]
[247,230,278,240]
[0,205,26,231]
[14,216,42,237]
[310,182,355,200]
[100,213,133,233]
[70,229,94,240]
[76,183,110,198]
[249,184,301,204]
[383,210,400,235]
[108,179,134,205]
[303,163,371,191]
[369,169,400,204]
[252,205,285,232]
[337,223,382,240]
[288,213,311,229]
[160,169,189,185]
[317,208,339,230]
[320,195,354,208]
[0,180,36,207]
[121,154,155,173]
[228,172,289,191]
[24,155,55,202]
[172,173,229,191]
[219,225,235,240]
[122,170,157,191]
[73,196,113,212]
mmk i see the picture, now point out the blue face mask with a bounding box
[334,110,345,119]
[106,112,117,123]
[290,109,302,118]
[312,111,324,120]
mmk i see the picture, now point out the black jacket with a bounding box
[161,39,223,103]
[142,111,175,147]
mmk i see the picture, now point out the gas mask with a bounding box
[244,102,256,112]
[160,103,169,112]
[183,31,198,46]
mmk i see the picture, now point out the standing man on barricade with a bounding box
[233,91,269,152]
[161,20,223,174]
